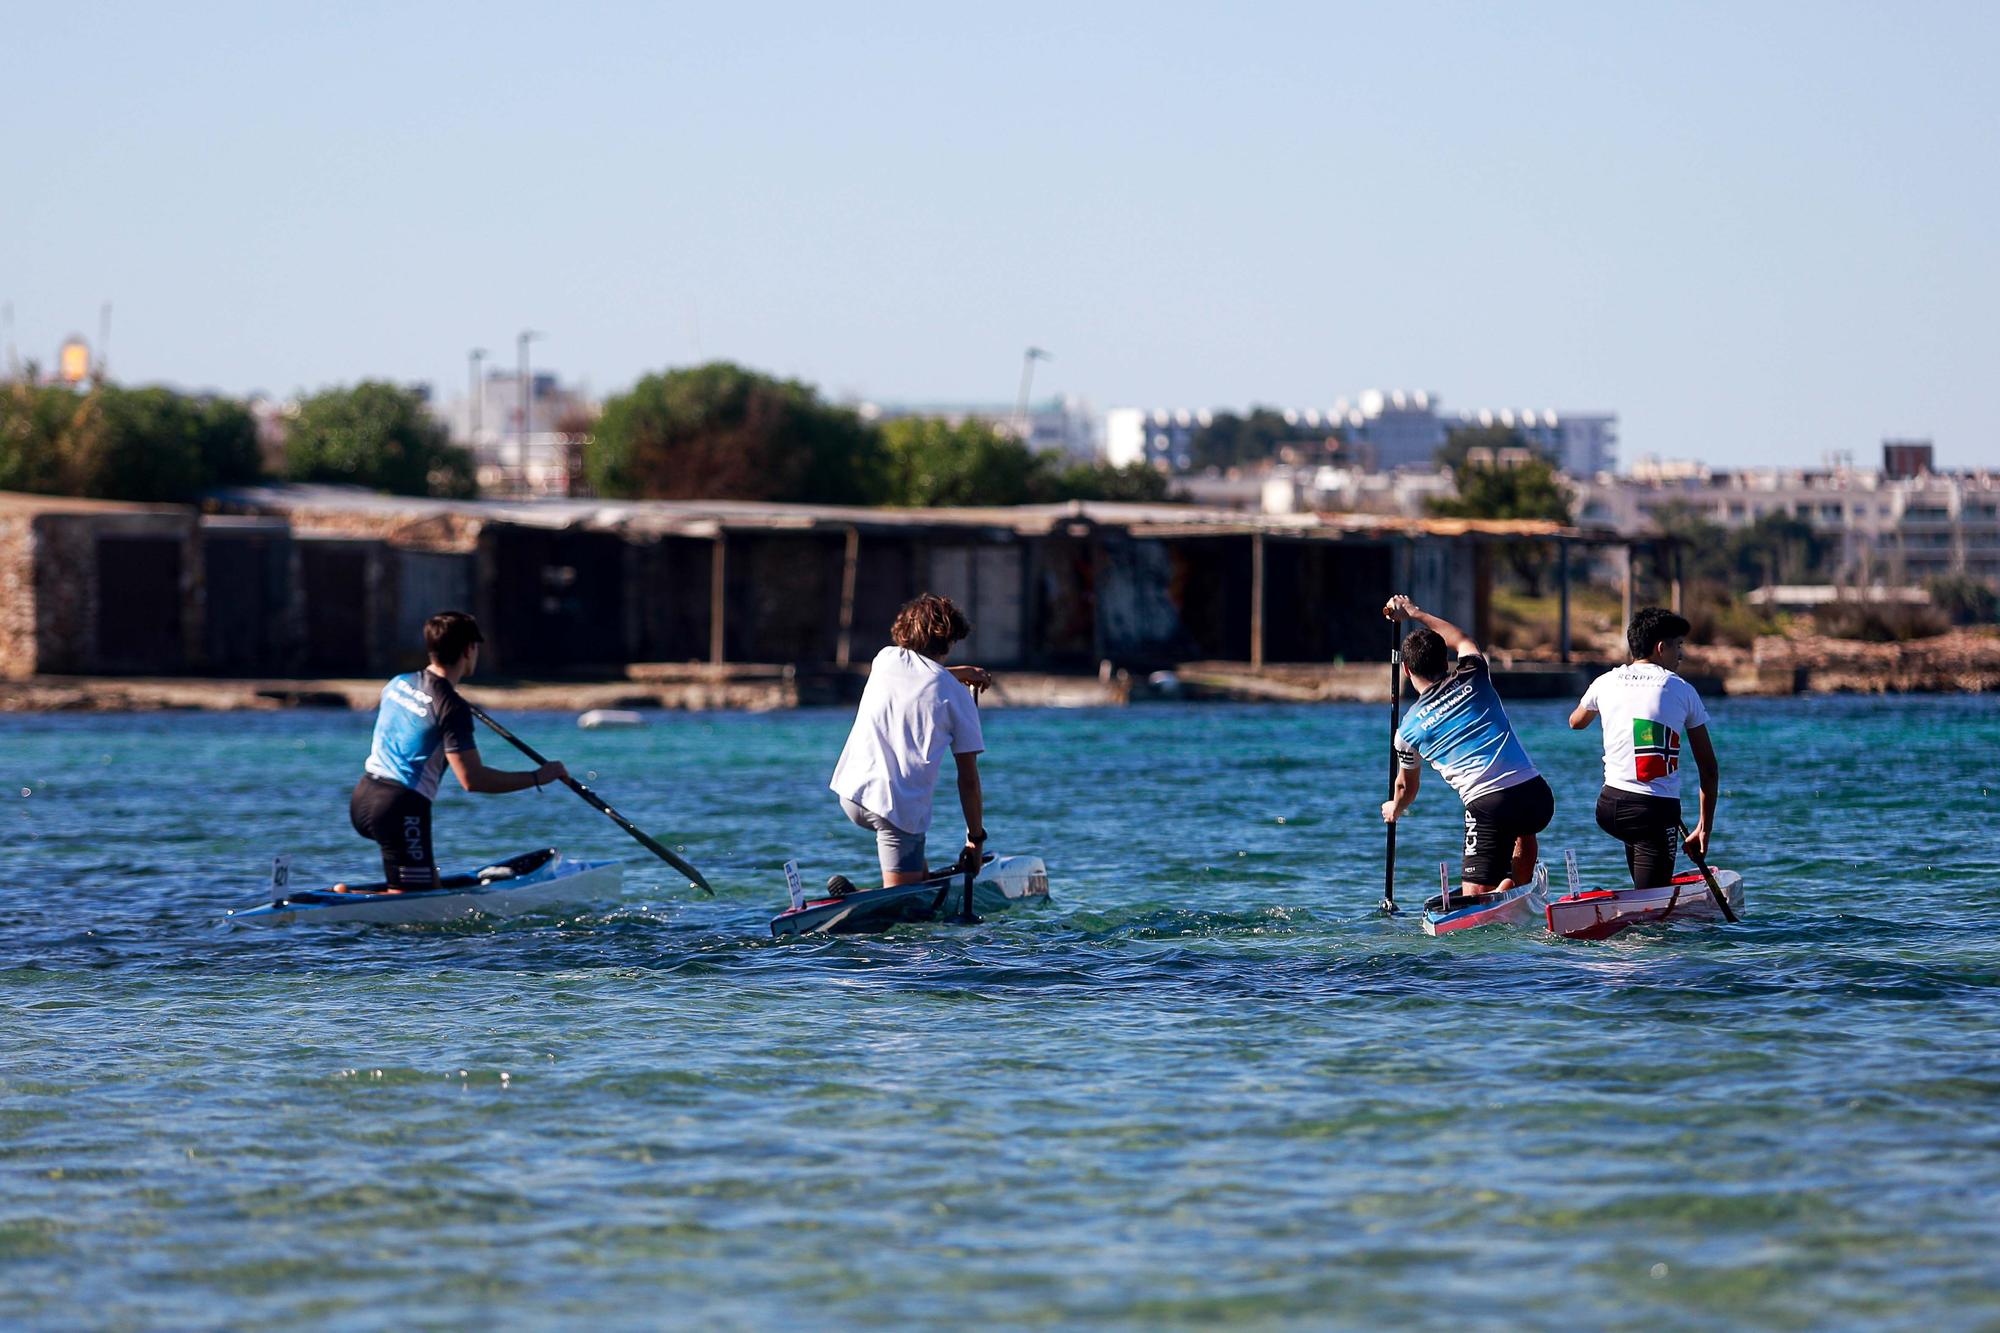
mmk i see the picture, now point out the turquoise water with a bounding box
[3,697,1998,1329]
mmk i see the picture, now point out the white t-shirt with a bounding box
[1578,662,1711,798]
[829,647,985,834]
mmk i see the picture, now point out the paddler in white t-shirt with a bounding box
[1569,606,1720,890]
[829,593,991,891]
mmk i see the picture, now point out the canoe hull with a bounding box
[771,854,1049,938]
[1545,869,1743,940]
[1420,864,1549,937]
[226,849,623,927]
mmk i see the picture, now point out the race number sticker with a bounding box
[783,859,805,912]
[269,855,291,896]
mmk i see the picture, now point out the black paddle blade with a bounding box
[1379,896,1400,916]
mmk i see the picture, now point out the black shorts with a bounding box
[1595,786,1684,890]
[1462,776,1555,887]
[349,775,436,888]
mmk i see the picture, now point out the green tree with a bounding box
[1189,407,1309,472]
[880,416,1176,506]
[283,381,473,498]
[1434,423,1556,475]
[588,362,885,503]
[1032,459,1171,503]
[1727,512,1830,588]
[881,416,1042,506]
[0,383,266,502]
[1428,456,1573,594]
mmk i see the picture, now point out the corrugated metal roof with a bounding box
[207,484,1623,543]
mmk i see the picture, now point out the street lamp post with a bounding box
[517,330,542,493]
[1014,346,1052,442]
[468,347,487,445]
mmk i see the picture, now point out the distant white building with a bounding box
[1571,443,2000,585]
[1105,407,1207,470]
[1105,391,1618,477]
[438,371,596,497]
[860,395,1099,461]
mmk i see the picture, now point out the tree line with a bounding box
[0,362,1163,508]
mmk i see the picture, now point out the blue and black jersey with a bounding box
[1394,653,1540,804]
[362,670,476,801]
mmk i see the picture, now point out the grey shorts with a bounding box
[840,798,926,876]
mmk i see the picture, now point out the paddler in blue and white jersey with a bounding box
[828,593,991,891]
[1380,594,1555,899]
[342,611,566,892]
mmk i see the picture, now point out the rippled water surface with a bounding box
[4,696,1998,1329]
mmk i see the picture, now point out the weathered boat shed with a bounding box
[0,484,1639,680]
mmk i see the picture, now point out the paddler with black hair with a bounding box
[340,611,566,892]
[1380,594,1555,899]
[1569,606,1719,889]
[827,592,991,894]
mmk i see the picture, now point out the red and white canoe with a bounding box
[1544,869,1745,941]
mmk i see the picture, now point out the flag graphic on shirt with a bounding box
[1632,718,1680,781]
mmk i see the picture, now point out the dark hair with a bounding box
[424,610,484,666]
[1627,606,1692,659]
[1402,627,1448,681]
[891,593,971,658]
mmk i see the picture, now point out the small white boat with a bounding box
[771,854,1049,938]
[225,848,622,927]
[1545,869,1745,941]
[1420,862,1549,937]
[578,709,647,729]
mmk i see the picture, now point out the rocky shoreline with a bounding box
[3,634,1996,714]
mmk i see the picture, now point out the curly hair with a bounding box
[891,593,971,659]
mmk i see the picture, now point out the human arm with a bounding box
[1380,760,1420,824]
[1684,724,1719,855]
[447,746,567,795]
[1383,594,1480,659]
[948,665,992,700]
[1568,701,1598,729]
[954,751,985,867]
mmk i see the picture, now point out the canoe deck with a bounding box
[771,854,1049,938]
[226,848,624,927]
[1420,863,1550,937]
[1545,869,1745,940]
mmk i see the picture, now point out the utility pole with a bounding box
[517,329,542,493]
[468,347,487,444]
[1014,346,1051,441]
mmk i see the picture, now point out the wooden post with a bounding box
[1620,542,1634,630]
[708,533,727,666]
[1670,541,1683,614]
[1557,537,1571,664]
[835,525,859,667]
[1250,531,1266,670]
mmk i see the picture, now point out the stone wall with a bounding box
[0,514,36,679]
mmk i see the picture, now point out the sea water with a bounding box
[2,697,1996,1329]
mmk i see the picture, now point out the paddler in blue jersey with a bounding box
[1380,594,1555,899]
[341,611,566,892]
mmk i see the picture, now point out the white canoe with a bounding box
[1420,862,1550,937]
[225,848,622,927]
[1545,869,1745,941]
[771,854,1049,937]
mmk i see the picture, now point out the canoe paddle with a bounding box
[463,700,713,895]
[1382,618,1402,915]
[1677,819,1737,923]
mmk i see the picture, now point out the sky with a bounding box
[5,1,1996,469]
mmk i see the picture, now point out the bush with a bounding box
[1925,574,1997,626]
[0,382,265,502]
[1814,600,1948,642]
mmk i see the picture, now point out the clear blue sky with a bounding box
[7,1,1995,468]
